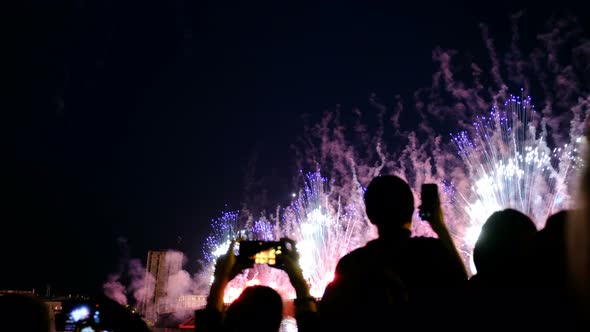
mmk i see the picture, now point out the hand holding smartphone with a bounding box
[419,183,440,221]
[236,240,289,266]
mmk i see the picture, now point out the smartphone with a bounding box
[237,240,286,266]
[419,183,440,221]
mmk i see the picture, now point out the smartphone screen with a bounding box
[239,241,284,265]
[254,244,284,265]
[61,303,102,331]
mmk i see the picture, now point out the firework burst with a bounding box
[450,94,585,271]
[203,172,375,302]
[198,17,590,328]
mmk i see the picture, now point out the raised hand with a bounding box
[207,240,253,311]
[270,238,313,300]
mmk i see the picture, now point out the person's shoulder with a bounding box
[337,244,372,264]
[407,236,451,258]
[335,241,379,274]
[407,236,466,281]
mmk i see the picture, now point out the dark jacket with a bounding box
[320,231,466,330]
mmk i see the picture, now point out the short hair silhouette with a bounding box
[224,285,283,332]
[364,175,414,226]
[543,210,567,235]
[534,210,568,284]
[473,208,537,274]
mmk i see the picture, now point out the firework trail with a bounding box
[289,16,589,272]
[203,211,241,269]
[203,91,586,299]
[449,94,586,271]
[282,172,374,297]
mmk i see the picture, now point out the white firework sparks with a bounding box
[203,172,374,302]
[451,94,585,272]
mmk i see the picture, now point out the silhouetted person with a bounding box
[94,295,152,332]
[0,293,51,332]
[529,210,578,329]
[533,210,569,287]
[195,238,318,332]
[224,285,283,332]
[466,208,537,329]
[472,209,537,278]
[320,175,467,331]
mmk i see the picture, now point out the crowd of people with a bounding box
[4,146,590,331]
[197,169,590,331]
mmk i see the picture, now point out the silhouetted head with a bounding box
[538,210,568,257]
[543,210,568,235]
[473,209,537,275]
[225,285,283,332]
[0,294,51,332]
[532,210,569,282]
[538,210,567,256]
[364,175,414,232]
[94,295,151,332]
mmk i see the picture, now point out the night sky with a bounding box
[8,0,588,295]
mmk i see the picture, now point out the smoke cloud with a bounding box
[103,273,127,305]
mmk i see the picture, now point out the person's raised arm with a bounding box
[420,198,468,279]
[277,239,314,301]
[206,240,252,312]
[275,238,318,332]
[196,241,253,332]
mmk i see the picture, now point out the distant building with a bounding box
[177,294,207,310]
[0,289,36,296]
[141,250,184,322]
